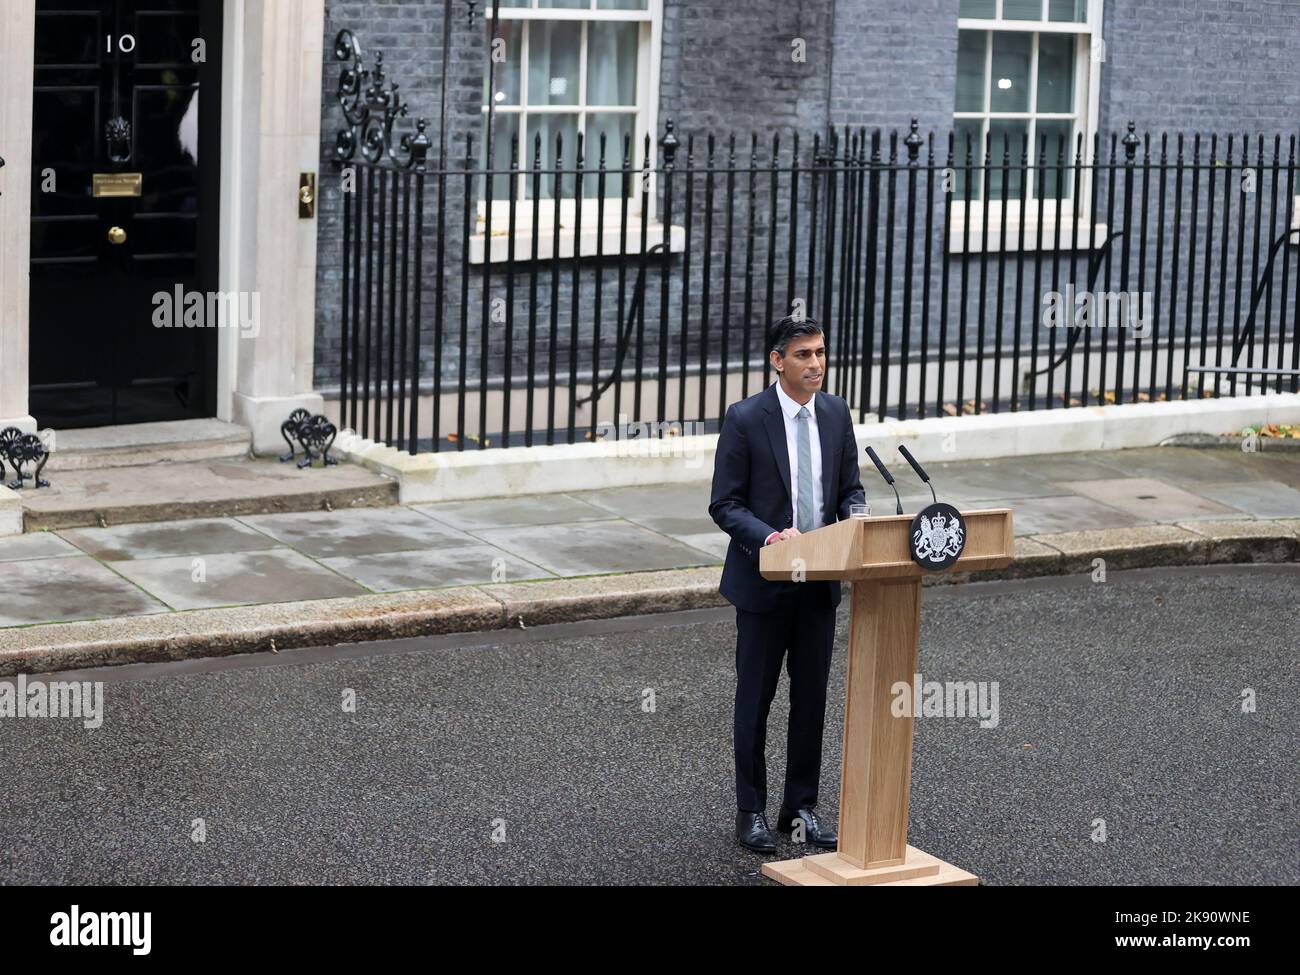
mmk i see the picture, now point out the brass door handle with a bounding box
[299,172,316,218]
[107,225,126,245]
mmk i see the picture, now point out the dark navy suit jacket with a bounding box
[708,383,866,614]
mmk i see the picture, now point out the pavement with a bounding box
[1,445,1299,675]
[1,563,1294,885]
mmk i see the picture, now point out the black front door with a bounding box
[30,0,222,428]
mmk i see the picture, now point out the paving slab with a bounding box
[0,532,81,562]
[975,495,1142,535]
[473,520,719,577]
[1069,477,1237,522]
[321,543,554,592]
[1234,453,1300,489]
[414,494,612,531]
[619,509,722,535]
[986,451,1127,482]
[59,517,282,561]
[671,531,730,560]
[0,556,168,627]
[580,483,719,535]
[238,507,473,559]
[107,549,367,611]
[871,470,937,505]
[1102,447,1273,484]
[1194,480,1300,518]
[925,458,1070,501]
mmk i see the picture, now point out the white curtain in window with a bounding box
[585,21,638,106]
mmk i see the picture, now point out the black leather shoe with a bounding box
[735,811,777,853]
[777,806,838,849]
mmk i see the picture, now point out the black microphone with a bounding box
[863,446,904,515]
[896,445,937,504]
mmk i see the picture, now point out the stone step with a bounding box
[39,419,253,472]
[16,457,398,532]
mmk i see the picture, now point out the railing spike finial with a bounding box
[904,117,922,163]
[1122,120,1140,162]
[408,117,431,173]
[659,118,679,168]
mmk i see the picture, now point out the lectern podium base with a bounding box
[756,511,1013,892]
[761,846,979,886]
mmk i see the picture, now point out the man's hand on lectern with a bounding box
[763,527,803,545]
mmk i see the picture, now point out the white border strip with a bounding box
[339,393,1300,504]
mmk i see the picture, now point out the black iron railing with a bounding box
[325,35,1299,454]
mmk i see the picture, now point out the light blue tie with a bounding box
[796,406,813,532]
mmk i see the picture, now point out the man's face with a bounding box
[771,332,826,400]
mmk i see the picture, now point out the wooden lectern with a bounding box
[757,508,1014,886]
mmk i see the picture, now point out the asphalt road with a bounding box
[1,564,1295,885]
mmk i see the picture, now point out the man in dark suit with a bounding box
[708,315,865,854]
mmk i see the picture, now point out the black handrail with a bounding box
[576,242,669,409]
[1230,227,1300,366]
[1027,228,1125,377]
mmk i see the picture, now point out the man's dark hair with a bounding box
[768,315,825,357]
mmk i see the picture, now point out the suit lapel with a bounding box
[816,394,836,523]
[761,385,793,508]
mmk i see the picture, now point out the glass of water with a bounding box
[849,503,871,519]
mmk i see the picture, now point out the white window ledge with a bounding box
[949,216,1109,254]
[469,221,686,264]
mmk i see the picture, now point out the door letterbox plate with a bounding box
[92,172,142,197]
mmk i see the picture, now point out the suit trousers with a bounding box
[733,583,836,813]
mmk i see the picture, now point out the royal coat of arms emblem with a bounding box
[908,502,966,570]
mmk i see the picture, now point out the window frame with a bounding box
[951,0,1105,252]
[479,0,663,232]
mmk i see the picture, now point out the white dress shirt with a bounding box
[772,378,824,537]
